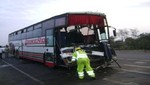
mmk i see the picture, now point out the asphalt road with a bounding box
[0,50,150,85]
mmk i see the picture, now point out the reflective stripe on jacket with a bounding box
[76,51,88,59]
[72,50,88,61]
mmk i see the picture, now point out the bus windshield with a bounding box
[59,25,109,47]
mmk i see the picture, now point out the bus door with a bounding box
[19,41,23,57]
[54,28,68,66]
[45,29,55,67]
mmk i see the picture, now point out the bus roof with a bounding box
[56,12,106,17]
[9,12,106,35]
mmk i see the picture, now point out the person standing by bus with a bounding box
[72,46,95,80]
[43,49,48,64]
[4,45,9,57]
[0,47,4,59]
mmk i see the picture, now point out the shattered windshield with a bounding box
[67,26,94,35]
[64,26,95,45]
[59,25,109,47]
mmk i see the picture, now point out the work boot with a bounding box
[79,76,84,80]
[92,77,96,80]
[90,74,96,80]
[90,76,96,80]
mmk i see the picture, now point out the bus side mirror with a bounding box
[108,26,117,36]
[113,30,116,36]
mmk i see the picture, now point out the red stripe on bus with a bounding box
[20,56,55,67]
[19,51,43,57]
[68,14,104,26]
[45,62,55,67]
[20,56,43,62]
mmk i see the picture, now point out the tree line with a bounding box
[110,28,150,50]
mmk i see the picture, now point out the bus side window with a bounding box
[46,29,53,46]
[26,31,33,39]
[33,28,42,38]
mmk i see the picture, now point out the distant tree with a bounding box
[117,29,129,42]
[110,36,115,47]
[113,28,150,50]
[136,33,150,50]
[125,37,136,49]
[113,40,124,50]
[130,28,139,38]
[110,36,115,43]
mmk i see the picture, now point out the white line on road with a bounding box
[0,64,10,68]
[135,61,145,64]
[2,60,44,85]
[103,78,125,84]
[118,58,150,62]
[124,64,150,69]
[103,78,140,85]
[122,69,150,75]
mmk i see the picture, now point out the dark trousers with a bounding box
[0,53,2,59]
[5,52,8,57]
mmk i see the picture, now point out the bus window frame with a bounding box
[45,28,54,47]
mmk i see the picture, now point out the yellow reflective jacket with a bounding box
[72,49,88,61]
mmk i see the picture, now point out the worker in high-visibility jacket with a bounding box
[72,46,95,79]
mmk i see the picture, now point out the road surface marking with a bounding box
[0,64,10,68]
[124,64,150,69]
[118,58,150,62]
[103,78,140,85]
[2,60,44,85]
[135,61,145,64]
[103,78,125,84]
[122,69,150,75]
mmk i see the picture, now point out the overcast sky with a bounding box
[0,0,150,45]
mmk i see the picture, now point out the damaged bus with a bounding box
[8,12,117,68]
